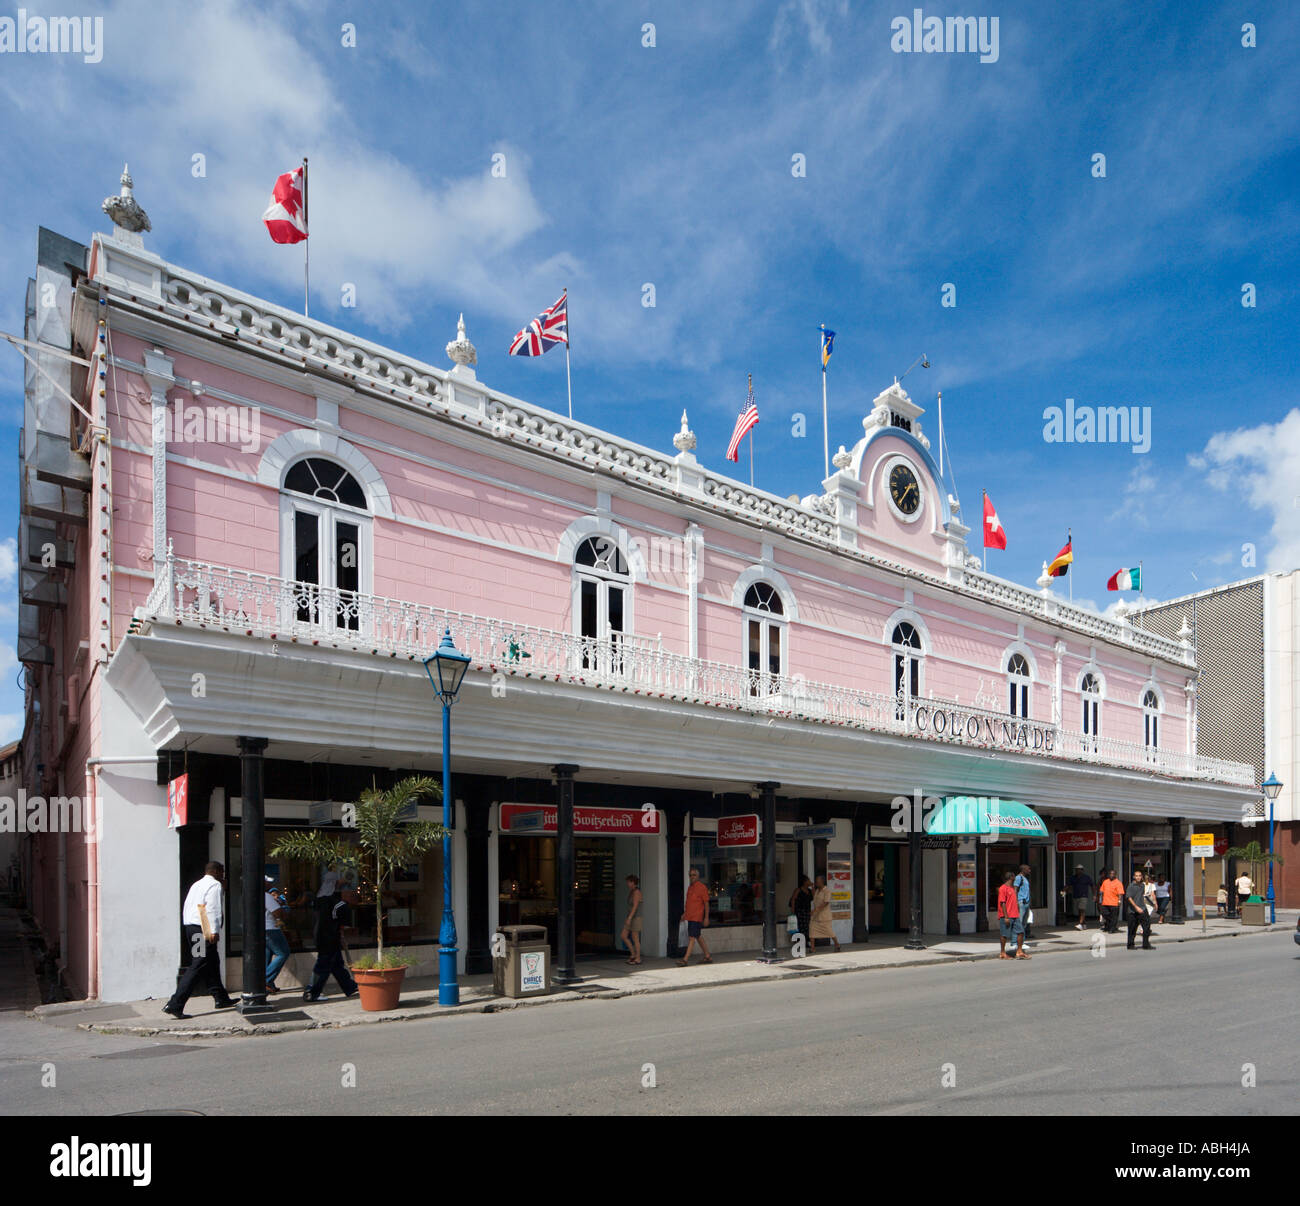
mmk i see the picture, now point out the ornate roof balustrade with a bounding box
[135,551,1252,787]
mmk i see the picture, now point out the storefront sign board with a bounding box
[718,814,760,847]
[500,803,662,836]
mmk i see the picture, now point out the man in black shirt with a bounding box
[1126,870,1154,950]
[303,891,360,1001]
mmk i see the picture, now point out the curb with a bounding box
[55,922,1293,1040]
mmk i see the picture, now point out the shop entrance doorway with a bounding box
[497,835,641,957]
[868,844,908,932]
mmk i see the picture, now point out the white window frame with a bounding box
[742,582,788,695]
[278,460,374,633]
[1007,652,1032,719]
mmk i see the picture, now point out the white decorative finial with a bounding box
[1177,615,1193,647]
[102,162,151,236]
[1037,561,1052,592]
[1113,598,1130,621]
[832,444,852,470]
[446,312,478,373]
[673,409,697,453]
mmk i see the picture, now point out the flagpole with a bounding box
[820,326,829,479]
[302,157,309,317]
[564,287,572,420]
[937,391,945,479]
[749,430,754,488]
[982,489,986,573]
[1068,528,1073,604]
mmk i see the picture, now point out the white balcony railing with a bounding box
[138,550,1255,788]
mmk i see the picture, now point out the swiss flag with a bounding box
[983,492,1007,550]
[262,166,308,244]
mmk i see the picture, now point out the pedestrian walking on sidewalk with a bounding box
[1099,869,1124,933]
[1216,884,1228,916]
[810,875,840,953]
[1013,865,1033,946]
[620,874,644,965]
[789,875,814,952]
[163,861,237,1018]
[1069,865,1093,929]
[677,867,713,966]
[264,876,290,993]
[1234,871,1254,913]
[1126,870,1154,950]
[303,889,358,1001]
[1154,876,1171,924]
[997,870,1027,959]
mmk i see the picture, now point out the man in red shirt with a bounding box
[677,867,713,966]
[997,870,1028,959]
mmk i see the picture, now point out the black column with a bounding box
[976,836,989,932]
[1168,816,1184,924]
[905,818,924,950]
[464,792,492,973]
[758,781,780,961]
[851,812,868,943]
[552,764,579,985]
[1225,822,1239,917]
[237,737,272,1015]
[666,809,685,959]
[1102,812,1116,876]
[946,840,960,935]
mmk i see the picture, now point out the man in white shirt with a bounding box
[1235,871,1254,912]
[163,861,237,1018]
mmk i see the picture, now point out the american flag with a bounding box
[725,377,759,462]
[508,291,568,356]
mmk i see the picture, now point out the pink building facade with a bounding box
[15,211,1256,1003]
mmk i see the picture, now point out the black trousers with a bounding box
[306,948,357,999]
[1101,905,1119,932]
[167,924,231,1009]
[1127,909,1153,947]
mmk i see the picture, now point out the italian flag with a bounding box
[1107,566,1141,591]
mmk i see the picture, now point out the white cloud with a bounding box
[770,0,846,58]
[1196,409,1300,573]
[0,714,24,745]
[0,538,15,585]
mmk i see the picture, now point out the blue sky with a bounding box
[2,0,1298,740]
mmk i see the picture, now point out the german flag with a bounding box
[1047,534,1073,578]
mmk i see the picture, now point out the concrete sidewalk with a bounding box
[32,908,1298,1040]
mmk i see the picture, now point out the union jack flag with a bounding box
[726,377,759,462]
[508,291,568,356]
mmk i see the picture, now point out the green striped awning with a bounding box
[927,796,1047,837]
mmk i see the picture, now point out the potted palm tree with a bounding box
[271,776,444,1010]
[1223,838,1283,925]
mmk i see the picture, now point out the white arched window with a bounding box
[744,582,786,695]
[574,535,629,671]
[892,622,923,719]
[282,457,370,631]
[1008,653,1031,718]
[1081,672,1101,751]
[1142,688,1160,755]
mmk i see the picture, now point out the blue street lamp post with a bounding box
[424,629,471,1006]
[1262,772,1283,926]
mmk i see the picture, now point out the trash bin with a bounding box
[1240,899,1266,926]
[492,924,551,998]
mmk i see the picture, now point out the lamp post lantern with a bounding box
[424,629,471,1006]
[1262,772,1283,925]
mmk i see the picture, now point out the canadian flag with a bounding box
[262,166,308,244]
[983,492,1007,550]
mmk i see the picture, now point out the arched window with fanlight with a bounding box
[1142,688,1160,755]
[1081,672,1101,751]
[282,457,370,631]
[743,582,786,695]
[574,535,629,671]
[892,622,923,719]
[1007,653,1031,718]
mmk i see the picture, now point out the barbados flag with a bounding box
[821,326,835,371]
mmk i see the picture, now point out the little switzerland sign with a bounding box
[912,705,1055,753]
[500,803,661,836]
[717,815,760,847]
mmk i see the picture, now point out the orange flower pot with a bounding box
[352,966,407,1012]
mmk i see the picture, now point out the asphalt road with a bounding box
[3,932,1296,1115]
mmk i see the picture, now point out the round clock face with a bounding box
[889,463,921,515]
